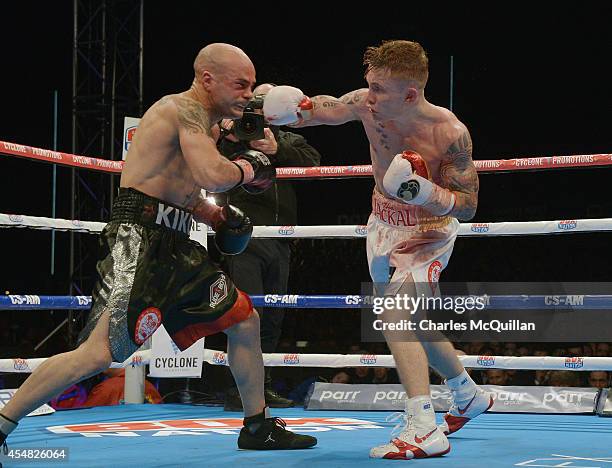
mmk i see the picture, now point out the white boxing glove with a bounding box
[383,151,456,216]
[263,85,313,126]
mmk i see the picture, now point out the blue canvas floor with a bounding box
[2,404,611,467]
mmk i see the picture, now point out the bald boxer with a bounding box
[0,43,316,452]
[264,40,491,459]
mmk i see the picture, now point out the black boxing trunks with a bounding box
[77,187,254,362]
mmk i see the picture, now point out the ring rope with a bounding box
[1,295,612,310]
[1,214,610,237]
[2,140,612,176]
[1,351,610,372]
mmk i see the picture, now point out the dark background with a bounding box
[1,3,611,296]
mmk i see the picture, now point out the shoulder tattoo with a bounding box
[441,130,478,193]
[340,90,364,106]
[447,130,473,160]
[177,98,212,136]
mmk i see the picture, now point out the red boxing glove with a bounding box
[401,150,430,179]
[383,150,456,216]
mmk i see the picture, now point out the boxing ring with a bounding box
[2,141,612,467]
[2,405,611,467]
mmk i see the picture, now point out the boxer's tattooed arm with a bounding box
[321,101,340,109]
[340,90,364,106]
[177,98,213,136]
[302,93,361,126]
[311,95,342,111]
[439,130,479,220]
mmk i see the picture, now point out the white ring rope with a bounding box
[1,351,611,373]
[1,214,610,237]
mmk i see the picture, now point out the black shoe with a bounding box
[238,417,317,450]
[264,388,295,408]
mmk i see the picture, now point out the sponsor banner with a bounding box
[462,355,612,372]
[354,225,368,236]
[149,325,204,378]
[263,294,299,305]
[473,154,612,172]
[0,141,123,173]
[307,383,446,411]
[0,358,48,373]
[209,351,228,366]
[2,139,611,178]
[122,117,141,160]
[470,223,490,233]
[282,354,300,365]
[307,383,598,413]
[0,389,55,416]
[458,219,612,237]
[272,156,612,178]
[477,355,496,367]
[277,226,295,236]
[0,296,90,311]
[7,295,41,306]
[557,219,577,230]
[275,165,373,179]
[46,416,383,437]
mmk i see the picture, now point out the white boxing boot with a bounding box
[439,370,494,435]
[370,395,450,460]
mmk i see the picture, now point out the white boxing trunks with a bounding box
[367,190,459,293]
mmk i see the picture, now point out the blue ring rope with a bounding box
[0,295,611,310]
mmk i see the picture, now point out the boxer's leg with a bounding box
[369,213,454,459]
[371,277,450,459]
[225,308,266,417]
[382,277,433,398]
[224,305,317,449]
[408,244,493,436]
[1,311,113,427]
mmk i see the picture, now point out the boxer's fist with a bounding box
[398,150,429,179]
[263,85,313,126]
[233,150,276,194]
[383,150,436,205]
[214,204,253,255]
[383,151,455,215]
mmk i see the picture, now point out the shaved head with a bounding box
[188,43,256,120]
[253,83,276,96]
[194,43,254,78]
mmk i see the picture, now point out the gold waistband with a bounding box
[371,190,452,231]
